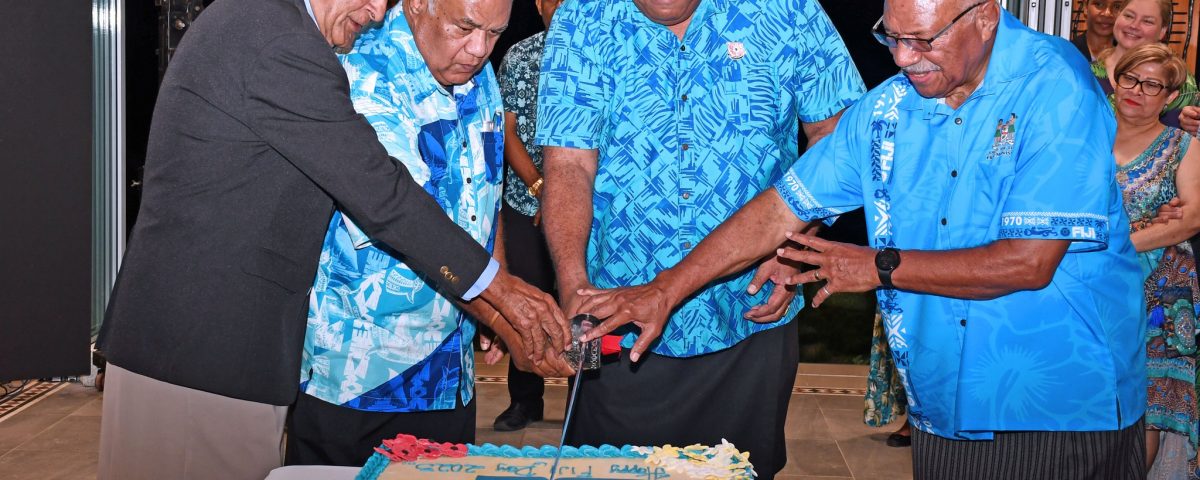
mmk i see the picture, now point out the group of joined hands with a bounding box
[457,228,889,378]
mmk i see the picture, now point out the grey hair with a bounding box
[402,0,438,14]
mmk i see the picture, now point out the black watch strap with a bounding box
[875,248,901,289]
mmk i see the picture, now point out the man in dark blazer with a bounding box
[95,0,570,478]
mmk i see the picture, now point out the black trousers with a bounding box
[284,393,475,467]
[501,206,554,404]
[911,417,1146,480]
[565,320,799,480]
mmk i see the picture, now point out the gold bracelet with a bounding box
[527,177,544,197]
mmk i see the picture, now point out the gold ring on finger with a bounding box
[821,286,832,296]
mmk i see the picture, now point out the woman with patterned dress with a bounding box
[1112,44,1200,476]
[1092,0,1200,132]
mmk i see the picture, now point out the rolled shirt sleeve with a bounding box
[792,0,866,123]
[534,0,609,150]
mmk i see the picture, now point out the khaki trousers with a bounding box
[98,364,287,480]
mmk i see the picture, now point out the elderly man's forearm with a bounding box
[542,148,598,292]
[891,239,1069,300]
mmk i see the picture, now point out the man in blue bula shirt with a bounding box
[577,0,1148,478]
[285,0,574,466]
[536,0,864,476]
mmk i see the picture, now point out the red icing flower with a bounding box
[374,435,467,461]
[440,442,468,458]
[376,436,421,462]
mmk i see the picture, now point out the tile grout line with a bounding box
[818,394,859,480]
[1,386,101,456]
[0,411,74,458]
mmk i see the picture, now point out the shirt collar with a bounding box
[975,10,1038,90]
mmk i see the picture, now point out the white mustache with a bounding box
[903,63,941,75]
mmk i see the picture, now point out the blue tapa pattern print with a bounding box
[300,5,504,412]
[536,0,865,357]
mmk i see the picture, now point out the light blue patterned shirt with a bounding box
[536,0,865,356]
[775,11,1145,439]
[300,6,505,412]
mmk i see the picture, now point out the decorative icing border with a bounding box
[354,441,758,480]
[467,443,644,458]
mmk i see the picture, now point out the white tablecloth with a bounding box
[264,465,361,480]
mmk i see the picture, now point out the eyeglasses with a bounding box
[1116,73,1168,96]
[872,0,990,53]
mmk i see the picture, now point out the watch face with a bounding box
[876,249,900,270]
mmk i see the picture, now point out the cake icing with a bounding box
[355,434,756,479]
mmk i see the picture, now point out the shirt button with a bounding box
[954,118,962,125]
[960,319,967,326]
[462,141,468,148]
[682,144,690,151]
[683,241,692,249]
[950,170,958,178]
[681,94,688,101]
[471,215,477,221]
[680,45,687,52]
[465,178,472,184]
[940,218,947,225]
[682,192,691,199]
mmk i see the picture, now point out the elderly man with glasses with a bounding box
[576,0,1148,478]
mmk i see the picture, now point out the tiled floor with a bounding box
[0,360,912,480]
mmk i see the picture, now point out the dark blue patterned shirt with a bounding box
[498,32,546,216]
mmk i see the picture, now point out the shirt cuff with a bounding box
[773,171,844,225]
[997,211,1109,252]
[462,258,500,301]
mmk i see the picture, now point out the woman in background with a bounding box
[1071,0,1122,61]
[1092,0,1199,132]
[1112,43,1200,477]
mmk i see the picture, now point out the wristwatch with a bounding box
[527,177,544,197]
[875,247,901,289]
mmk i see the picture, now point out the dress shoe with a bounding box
[493,401,544,432]
[886,432,911,447]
